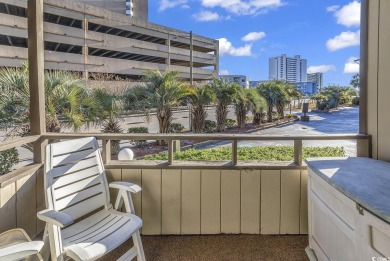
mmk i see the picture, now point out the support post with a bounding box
[357,0,369,157]
[232,140,238,166]
[102,140,111,164]
[168,140,174,165]
[28,0,46,164]
[294,140,302,166]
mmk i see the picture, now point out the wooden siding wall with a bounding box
[365,0,390,161]
[0,167,308,239]
[105,169,308,235]
[0,169,44,239]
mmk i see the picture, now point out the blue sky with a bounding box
[148,0,360,86]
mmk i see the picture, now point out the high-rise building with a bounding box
[307,72,324,92]
[269,54,307,83]
[77,0,148,20]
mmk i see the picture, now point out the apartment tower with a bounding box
[269,54,307,83]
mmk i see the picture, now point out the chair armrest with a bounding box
[0,241,44,260]
[37,209,74,228]
[109,181,141,193]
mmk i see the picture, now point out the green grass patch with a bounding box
[142,146,345,161]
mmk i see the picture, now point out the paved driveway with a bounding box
[239,106,359,156]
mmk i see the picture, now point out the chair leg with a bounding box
[41,225,51,261]
[132,231,145,261]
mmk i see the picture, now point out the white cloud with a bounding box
[201,0,283,15]
[344,57,360,73]
[218,38,252,56]
[193,11,221,21]
[326,5,340,12]
[219,70,230,75]
[332,1,361,27]
[326,30,360,52]
[307,65,336,74]
[159,0,188,11]
[242,32,266,42]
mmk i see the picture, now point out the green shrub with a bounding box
[170,123,185,133]
[225,119,237,129]
[203,120,217,133]
[0,148,19,175]
[128,127,149,147]
[143,146,345,161]
[352,97,359,105]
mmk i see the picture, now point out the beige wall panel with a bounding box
[261,170,281,234]
[16,174,37,238]
[221,170,241,234]
[141,169,162,235]
[377,0,390,162]
[366,0,379,159]
[240,170,261,234]
[0,183,16,233]
[105,169,121,205]
[181,169,201,234]
[280,170,301,234]
[122,169,142,217]
[36,168,46,234]
[161,169,181,234]
[300,170,308,234]
[201,170,221,234]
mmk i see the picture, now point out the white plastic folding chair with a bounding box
[37,137,145,261]
[0,228,44,261]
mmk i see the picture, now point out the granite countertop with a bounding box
[306,157,390,224]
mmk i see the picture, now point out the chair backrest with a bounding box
[44,137,110,220]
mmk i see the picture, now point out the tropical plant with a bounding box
[350,73,360,88]
[203,120,217,133]
[208,78,238,132]
[233,88,261,128]
[251,94,268,125]
[0,148,19,175]
[189,85,215,133]
[128,127,149,147]
[94,88,125,153]
[170,123,185,133]
[258,81,284,122]
[125,70,193,139]
[225,119,237,129]
[0,64,96,151]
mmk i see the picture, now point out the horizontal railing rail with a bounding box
[41,133,372,167]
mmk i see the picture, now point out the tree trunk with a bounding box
[267,105,273,122]
[276,101,285,119]
[234,103,247,128]
[216,103,228,132]
[192,105,207,133]
[157,108,172,145]
[253,112,262,125]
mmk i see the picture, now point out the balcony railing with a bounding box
[0,133,371,239]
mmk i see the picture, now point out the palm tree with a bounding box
[250,92,268,125]
[125,70,193,137]
[258,81,281,122]
[0,64,94,139]
[275,82,301,118]
[233,88,260,128]
[189,85,215,133]
[94,88,125,153]
[209,78,238,132]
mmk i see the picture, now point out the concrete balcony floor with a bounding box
[103,234,309,260]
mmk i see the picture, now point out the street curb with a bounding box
[182,117,299,150]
